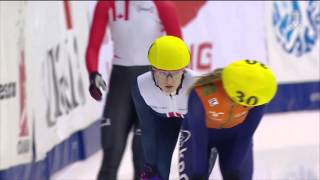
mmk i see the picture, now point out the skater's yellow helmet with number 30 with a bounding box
[148,35,190,71]
[221,60,277,106]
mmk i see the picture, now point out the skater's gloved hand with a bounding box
[140,163,161,180]
[89,72,106,101]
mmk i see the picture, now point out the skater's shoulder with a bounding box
[137,71,153,83]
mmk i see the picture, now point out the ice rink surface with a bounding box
[52,110,320,180]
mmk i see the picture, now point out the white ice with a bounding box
[52,110,320,180]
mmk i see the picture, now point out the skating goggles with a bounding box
[152,68,185,77]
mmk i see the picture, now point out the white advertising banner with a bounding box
[25,1,103,160]
[89,1,268,75]
[0,1,32,170]
[176,1,267,73]
[265,1,320,83]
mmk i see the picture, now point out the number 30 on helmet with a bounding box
[222,60,278,106]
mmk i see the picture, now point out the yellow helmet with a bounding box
[148,36,190,70]
[221,60,278,106]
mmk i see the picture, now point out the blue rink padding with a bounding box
[0,121,101,180]
[0,81,319,180]
[265,81,320,113]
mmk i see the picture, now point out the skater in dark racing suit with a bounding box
[179,60,278,180]
[131,36,197,180]
[86,1,182,180]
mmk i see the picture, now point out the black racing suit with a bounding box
[98,65,149,180]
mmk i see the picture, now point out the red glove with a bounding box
[89,72,106,101]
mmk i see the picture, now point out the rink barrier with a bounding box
[265,81,320,113]
[0,81,319,180]
[0,121,100,180]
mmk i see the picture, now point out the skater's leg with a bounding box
[156,118,181,180]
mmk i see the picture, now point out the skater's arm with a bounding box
[240,105,266,138]
[86,1,111,73]
[131,80,159,166]
[218,106,266,180]
[180,90,209,179]
[154,1,182,39]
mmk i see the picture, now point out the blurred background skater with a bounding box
[179,60,278,180]
[85,1,182,180]
[132,36,197,180]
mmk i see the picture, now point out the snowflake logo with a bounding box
[272,1,320,57]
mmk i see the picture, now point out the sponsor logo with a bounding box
[0,82,16,100]
[208,111,224,121]
[135,128,142,135]
[18,52,29,138]
[208,98,219,107]
[179,130,191,147]
[272,1,320,56]
[42,34,86,127]
[37,2,86,128]
[18,28,29,138]
[179,147,189,180]
[233,111,247,118]
[17,138,30,154]
[15,5,30,154]
[101,118,111,127]
[310,92,320,102]
[179,130,191,179]
[136,5,154,13]
[201,83,216,96]
[188,42,213,72]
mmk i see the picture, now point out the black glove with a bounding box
[140,163,161,180]
[89,72,106,101]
